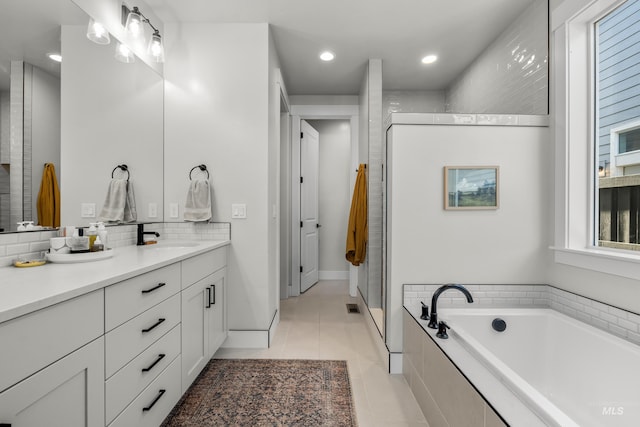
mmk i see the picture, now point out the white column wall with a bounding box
[163,23,274,332]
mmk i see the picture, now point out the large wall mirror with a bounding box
[0,0,164,233]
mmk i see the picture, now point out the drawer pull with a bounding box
[141,318,165,333]
[206,287,211,309]
[141,353,166,372]
[142,389,166,412]
[141,282,166,294]
[210,284,216,305]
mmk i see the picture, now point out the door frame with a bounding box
[290,104,359,297]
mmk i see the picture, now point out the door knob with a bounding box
[316,224,322,228]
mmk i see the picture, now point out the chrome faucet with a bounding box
[428,283,473,329]
[137,223,160,246]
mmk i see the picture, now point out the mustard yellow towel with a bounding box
[37,163,60,228]
[346,164,367,266]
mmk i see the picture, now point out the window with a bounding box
[595,0,640,251]
[553,0,640,279]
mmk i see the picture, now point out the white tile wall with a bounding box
[445,0,548,114]
[404,284,640,346]
[0,222,231,267]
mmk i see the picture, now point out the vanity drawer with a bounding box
[0,290,103,392]
[108,353,182,427]
[182,248,226,288]
[105,293,180,378]
[105,263,181,331]
[106,324,180,425]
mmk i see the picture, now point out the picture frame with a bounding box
[444,166,499,210]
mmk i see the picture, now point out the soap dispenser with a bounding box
[16,222,26,232]
[97,222,108,249]
[87,223,98,250]
[91,235,104,252]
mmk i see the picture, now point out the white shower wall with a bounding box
[445,0,548,114]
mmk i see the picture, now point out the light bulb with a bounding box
[148,31,165,63]
[86,18,110,45]
[115,42,135,63]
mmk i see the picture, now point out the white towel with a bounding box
[184,179,212,222]
[99,179,138,223]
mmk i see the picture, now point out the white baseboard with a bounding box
[222,330,269,349]
[319,270,349,280]
[268,310,279,347]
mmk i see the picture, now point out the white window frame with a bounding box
[610,120,640,176]
[552,0,640,279]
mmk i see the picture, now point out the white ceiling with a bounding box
[145,0,539,94]
[1,0,540,94]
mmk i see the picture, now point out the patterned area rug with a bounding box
[162,359,357,426]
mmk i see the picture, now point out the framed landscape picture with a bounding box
[444,166,499,210]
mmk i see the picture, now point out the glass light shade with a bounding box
[86,18,110,45]
[148,32,165,63]
[115,42,135,63]
[125,8,144,39]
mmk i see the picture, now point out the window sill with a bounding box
[552,246,640,280]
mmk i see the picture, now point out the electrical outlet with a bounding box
[81,203,96,218]
[170,203,179,218]
[148,202,158,218]
[232,204,247,219]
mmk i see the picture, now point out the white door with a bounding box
[300,120,319,292]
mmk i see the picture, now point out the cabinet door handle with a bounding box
[141,318,165,333]
[206,287,211,309]
[210,284,216,305]
[0,423,12,427]
[142,389,166,412]
[141,353,166,372]
[141,282,166,294]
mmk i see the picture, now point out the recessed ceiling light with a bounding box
[421,54,438,64]
[320,51,335,61]
[47,53,62,63]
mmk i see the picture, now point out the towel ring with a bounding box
[111,164,130,181]
[189,164,209,180]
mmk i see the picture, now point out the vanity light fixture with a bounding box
[320,51,335,61]
[421,54,438,64]
[86,18,111,45]
[123,5,165,63]
[115,42,136,63]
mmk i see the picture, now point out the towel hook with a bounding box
[111,164,130,181]
[189,164,209,180]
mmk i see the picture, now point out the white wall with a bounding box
[307,120,351,278]
[60,25,163,226]
[358,63,369,299]
[445,0,548,114]
[386,122,550,352]
[382,90,446,116]
[164,23,275,333]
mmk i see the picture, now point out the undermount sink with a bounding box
[144,241,201,249]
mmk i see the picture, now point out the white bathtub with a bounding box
[437,308,640,427]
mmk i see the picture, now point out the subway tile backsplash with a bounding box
[404,284,640,346]
[0,222,230,267]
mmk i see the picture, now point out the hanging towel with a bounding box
[346,164,367,266]
[37,163,60,228]
[184,178,212,222]
[99,179,137,223]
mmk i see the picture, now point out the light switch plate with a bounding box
[169,203,179,218]
[232,204,247,219]
[148,203,158,218]
[81,203,96,218]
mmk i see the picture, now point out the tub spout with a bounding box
[428,283,473,329]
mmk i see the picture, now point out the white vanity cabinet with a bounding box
[0,290,105,427]
[104,264,182,426]
[181,249,227,392]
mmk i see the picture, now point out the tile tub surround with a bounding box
[0,222,231,267]
[404,284,640,346]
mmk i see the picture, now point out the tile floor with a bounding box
[214,280,428,426]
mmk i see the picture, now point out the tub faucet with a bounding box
[137,223,160,246]
[428,284,473,329]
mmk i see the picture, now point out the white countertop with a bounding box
[0,240,230,324]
